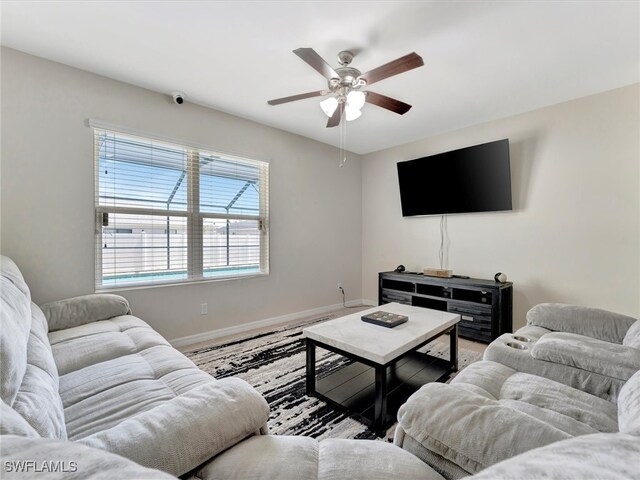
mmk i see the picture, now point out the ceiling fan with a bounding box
[267,48,424,128]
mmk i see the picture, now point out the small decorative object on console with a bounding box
[361,311,409,328]
[424,267,453,278]
[494,272,507,283]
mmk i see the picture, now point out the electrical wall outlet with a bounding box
[200,303,208,315]
[337,282,342,290]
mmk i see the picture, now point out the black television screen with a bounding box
[397,139,512,217]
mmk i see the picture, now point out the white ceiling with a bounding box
[1,1,638,154]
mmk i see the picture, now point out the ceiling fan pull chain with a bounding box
[339,118,347,168]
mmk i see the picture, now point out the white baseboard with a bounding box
[361,299,377,306]
[170,299,366,348]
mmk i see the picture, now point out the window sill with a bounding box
[95,271,269,293]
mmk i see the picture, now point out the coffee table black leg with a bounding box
[450,324,459,372]
[306,339,316,395]
[374,365,387,435]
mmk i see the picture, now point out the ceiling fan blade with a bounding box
[366,91,412,115]
[326,101,345,128]
[293,48,339,80]
[267,90,326,105]
[358,52,424,86]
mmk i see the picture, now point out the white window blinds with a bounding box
[94,127,269,289]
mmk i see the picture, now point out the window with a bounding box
[94,127,269,289]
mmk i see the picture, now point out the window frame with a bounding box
[93,124,269,291]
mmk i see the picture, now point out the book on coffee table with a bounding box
[361,311,408,328]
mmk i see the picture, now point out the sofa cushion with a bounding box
[78,379,270,477]
[50,315,172,376]
[526,303,637,343]
[0,256,33,407]
[623,320,640,350]
[392,430,470,480]
[50,315,214,440]
[617,370,640,435]
[1,256,66,440]
[499,372,618,434]
[42,294,131,332]
[484,332,626,401]
[471,433,640,480]
[11,304,67,439]
[531,332,640,381]
[453,363,618,435]
[1,434,176,479]
[317,438,445,480]
[397,380,571,474]
[449,359,516,398]
[397,360,624,476]
[194,435,319,480]
[0,401,39,437]
[193,435,444,480]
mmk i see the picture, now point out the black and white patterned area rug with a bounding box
[184,315,482,440]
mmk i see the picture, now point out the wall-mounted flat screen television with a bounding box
[397,139,512,217]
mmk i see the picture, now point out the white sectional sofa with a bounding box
[2,253,639,480]
[0,255,440,480]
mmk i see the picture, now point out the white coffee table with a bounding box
[303,303,460,434]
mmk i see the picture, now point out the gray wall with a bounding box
[361,84,640,329]
[1,48,363,341]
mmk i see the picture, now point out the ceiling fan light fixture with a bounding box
[345,109,362,122]
[320,96,338,117]
[320,91,365,121]
[346,91,365,110]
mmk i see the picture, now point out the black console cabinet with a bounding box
[378,272,513,343]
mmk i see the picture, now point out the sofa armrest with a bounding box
[41,294,131,332]
[526,303,637,344]
[397,383,571,475]
[1,434,176,479]
[78,378,270,477]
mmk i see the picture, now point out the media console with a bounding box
[378,271,513,343]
